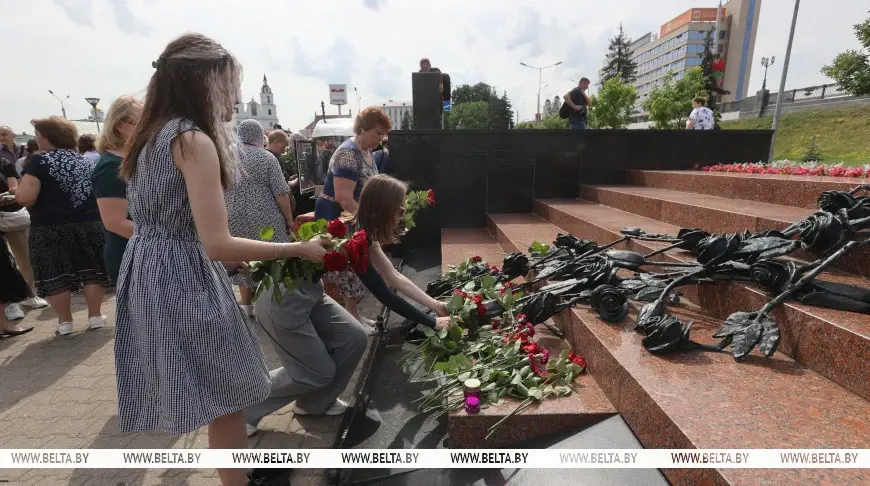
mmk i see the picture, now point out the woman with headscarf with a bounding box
[227,119,295,316]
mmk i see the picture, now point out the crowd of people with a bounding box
[1,32,449,486]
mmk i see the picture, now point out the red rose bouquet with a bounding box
[250,219,369,302]
[402,188,436,231]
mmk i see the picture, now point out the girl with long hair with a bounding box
[113,33,327,486]
[247,174,449,441]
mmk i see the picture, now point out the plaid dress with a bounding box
[113,119,270,434]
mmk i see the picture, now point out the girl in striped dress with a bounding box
[114,33,327,486]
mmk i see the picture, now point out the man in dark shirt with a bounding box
[0,126,25,173]
[563,78,593,130]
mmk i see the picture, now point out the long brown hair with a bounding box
[121,33,240,188]
[346,174,407,244]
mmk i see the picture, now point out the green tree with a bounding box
[821,14,870,96]
[514,114,568,129]
[601,24,638,84]
[400,111,413,130]
[448,83,515,129]
[588,78,638,129]
[699,31,730,115]
[540,114,569,129]
[444,101,490,129]
[452,83,495,105]
[643,68,706,129]
[803,135,824,162]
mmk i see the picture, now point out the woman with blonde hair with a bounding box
[91,95,142,282]
[113,33,327,486]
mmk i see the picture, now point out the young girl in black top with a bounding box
[248,174,448,439]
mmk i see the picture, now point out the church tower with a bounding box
[258,74,279,129]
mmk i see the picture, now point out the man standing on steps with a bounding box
[564,78,592,130]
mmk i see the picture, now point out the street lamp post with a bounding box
[85,98,101,132]
[760,56,776,91]
[48,90,70,119]
[353,87,361,113]
[520,60,563,123]
[769,0,801,162]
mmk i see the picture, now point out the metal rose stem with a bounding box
[755,239,869,317]
[644,240,687,259]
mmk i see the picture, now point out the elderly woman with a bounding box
[15,116,109,336]
[227,119,295,316]
[315,107,390,326]
[91,95,142,282]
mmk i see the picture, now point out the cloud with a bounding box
[506,9,546,58]
[51,0,95,27]
[291,39,358,83]
[109,0,152,35]
[362,0,380,11]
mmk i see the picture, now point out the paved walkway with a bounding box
[0,291,364,486]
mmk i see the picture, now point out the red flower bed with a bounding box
[693,163,869,178]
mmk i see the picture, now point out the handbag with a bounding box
[0,208,31,232]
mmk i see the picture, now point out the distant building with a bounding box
[369,100,412,130]
[602,0,762,115]
[232,74,280,130]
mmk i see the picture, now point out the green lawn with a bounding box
[721,105,870,165]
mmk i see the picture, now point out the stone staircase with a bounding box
[439,170,870,486]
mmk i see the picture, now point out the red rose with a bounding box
[522,342,540,355]
[327,219,347,238]
[516,314,527,323]
[472,295,483,304]
[492,320,500,330]
[471,256,482,263]
[342,231,370,273]
[504,282,512,288]
[426,189,435,206]
[476,303,486,316]
[324,251,348,272]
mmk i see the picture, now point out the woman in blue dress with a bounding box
[314,107,390,326]
[114,33,328,486]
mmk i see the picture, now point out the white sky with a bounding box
[1,0,867,132]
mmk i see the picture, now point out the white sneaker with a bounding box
[245,423,258,437]
[5,303,25,321]
[88,315,107,330]
[20,297,49,309]
[293,399,348,416]
[240,305,255,317]
[56,322,74,336]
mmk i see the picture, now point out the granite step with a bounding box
[532,199,870,401]
[489,213,870,486]
[579,184,870,278]
[625,169,863,210]
[440,228,617,447]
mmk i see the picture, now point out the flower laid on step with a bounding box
[249,220,369,302]
[401,271,586,440]
[426,255,506,298]
[695,161,870,178]
[402,188,436,231]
